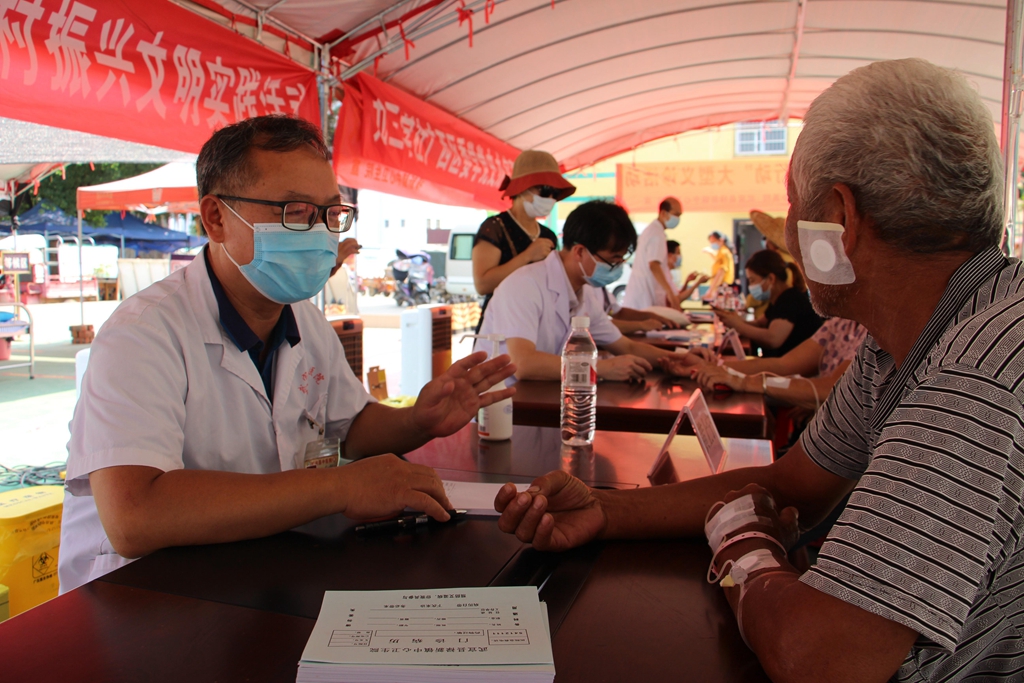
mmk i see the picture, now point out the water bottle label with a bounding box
[563,358,596,388]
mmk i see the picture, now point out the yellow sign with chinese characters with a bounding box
[616,159,789,214]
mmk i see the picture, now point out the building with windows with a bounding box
[546,121,800,289]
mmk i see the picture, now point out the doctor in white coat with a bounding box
[59,116,515,592]
[479,201,708,382]
[622,197,683,310]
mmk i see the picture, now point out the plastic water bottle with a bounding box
[561,316,598,445]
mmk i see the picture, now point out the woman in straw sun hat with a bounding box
[472,150,576,331]
[747,210,797,317]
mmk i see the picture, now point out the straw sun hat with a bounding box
[749,210,791,256]
[499,150,576,200]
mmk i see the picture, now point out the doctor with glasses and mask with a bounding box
[478,201,709,383]
[59,115,517,592]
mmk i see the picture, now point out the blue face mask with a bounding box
[709,242,721,252]
[749,281,771,302]
[222,202,338,304]
[581,249,624,288]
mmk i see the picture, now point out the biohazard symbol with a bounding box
[32,551,55,579]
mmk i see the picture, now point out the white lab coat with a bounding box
[477,251,622,372]
[58,251,371,593]
[622,219,672,309]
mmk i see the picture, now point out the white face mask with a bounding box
[797,220,856,285]
[664,214,680,229]
[524,194,557,218]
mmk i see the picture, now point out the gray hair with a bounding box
[196,115,329,199]
[790,58,1003,254]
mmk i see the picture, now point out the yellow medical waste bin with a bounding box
[0,583,9,622]
[0,486,63,617]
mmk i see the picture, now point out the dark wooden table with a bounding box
[0,427,772,683]
[512,372,771,438]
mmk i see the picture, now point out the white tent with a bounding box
[76,163,199,213]
[209,0,1008,169]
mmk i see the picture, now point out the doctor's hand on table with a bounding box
[411,350,517,438]
[597,354,652,381]
[656,348,715,377]
[495,471,607,551]
[339,455,454,522]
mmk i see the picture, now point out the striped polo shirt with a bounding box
[799,246,1024,681]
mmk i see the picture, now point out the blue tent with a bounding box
[0,204,205,253]
[0,204,75,231]
[89,212,206,253]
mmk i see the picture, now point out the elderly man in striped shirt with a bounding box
[495,57,1023,682]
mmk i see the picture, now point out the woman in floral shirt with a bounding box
[662,317,868,411]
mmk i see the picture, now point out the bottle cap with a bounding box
[571,316,590,328]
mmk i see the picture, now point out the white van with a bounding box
[445,230,478,297]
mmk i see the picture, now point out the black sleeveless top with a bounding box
[473,212,559,332]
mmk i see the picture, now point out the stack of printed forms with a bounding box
[297,586,555,683]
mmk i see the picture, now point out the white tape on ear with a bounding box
[765,376,791,389]
[796,221,856,285]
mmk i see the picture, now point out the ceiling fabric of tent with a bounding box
[204,0,1007,170]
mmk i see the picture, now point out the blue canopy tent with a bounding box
[89,212,205,254]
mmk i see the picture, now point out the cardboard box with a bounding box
[0,486,63,617]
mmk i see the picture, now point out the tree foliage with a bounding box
[20,163,161,227]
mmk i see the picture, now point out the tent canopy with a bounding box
[76,163,199,213]
[209,0,1007,169]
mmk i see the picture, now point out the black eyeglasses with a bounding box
[589,248,628,267]
[216,195,356,233]
[533,185,559,199]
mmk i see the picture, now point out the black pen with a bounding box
[354,510,467,536]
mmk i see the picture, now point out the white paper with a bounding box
[443,481,528,517]
[644,329,701,342]
[299,587,553,668]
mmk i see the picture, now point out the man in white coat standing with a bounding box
[59,115,515,592]
[622,197,682,310]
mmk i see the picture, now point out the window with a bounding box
[450,234,474,260]
[735,121,788,156]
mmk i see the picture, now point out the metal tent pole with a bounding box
[1001,0,1024,258]
[78,211,84,326]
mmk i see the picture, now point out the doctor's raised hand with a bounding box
[410,351,517,438]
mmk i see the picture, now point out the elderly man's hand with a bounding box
[494,471,607,551]
[411,351,516,438]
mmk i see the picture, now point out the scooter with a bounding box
[389,249,433,307]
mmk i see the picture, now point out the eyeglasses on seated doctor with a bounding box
[216,195,358,233]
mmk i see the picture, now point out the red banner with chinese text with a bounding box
[616,160,789,214]
[334,72,518,211]
[0,0,319,153]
